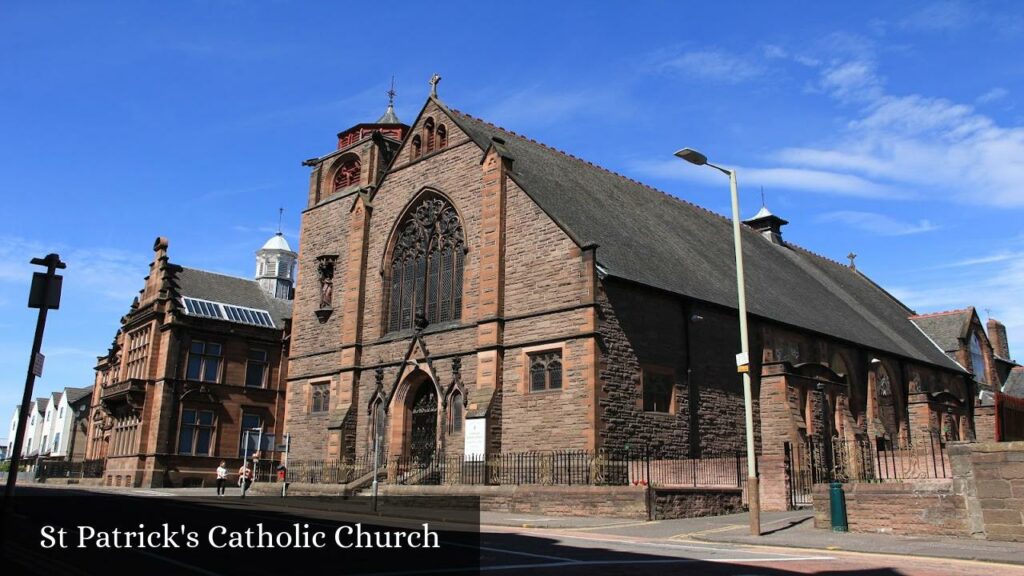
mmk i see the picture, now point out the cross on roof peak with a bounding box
[847,252,857,269]
[429,73,441,97]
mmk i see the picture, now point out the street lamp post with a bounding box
[674,149,760,536]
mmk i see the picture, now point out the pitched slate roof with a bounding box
[34,398,48,414]
[1005,367,1024,398]
[172,266,293,327]
[441,103,962,373]
[909,309,972,354]
[64,386,92,405]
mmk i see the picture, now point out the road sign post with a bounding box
[2,254,66,527]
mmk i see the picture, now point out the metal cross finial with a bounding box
[985,308,992,319]
[760,186,766,208]
[847,252,857,269]
[387,76,396,106]
[277,207,283,235]
[429,73,441,97]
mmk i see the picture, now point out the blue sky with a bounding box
[2,1,1023,443]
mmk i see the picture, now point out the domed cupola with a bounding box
[256,232,297,300]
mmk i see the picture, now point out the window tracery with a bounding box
[386,195,465,333]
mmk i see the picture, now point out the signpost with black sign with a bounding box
[2,254,66,511]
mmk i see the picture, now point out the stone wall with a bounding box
[374,485,650,519]
[651,487,744,520]
[812,480,968,537]
[251,483,745,521]
[811,441,1024,541]
[950,440,1024,542]
[975,405,996,443]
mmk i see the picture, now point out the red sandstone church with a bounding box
[282,81,1001,509]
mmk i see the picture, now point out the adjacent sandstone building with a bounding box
[285,85,975,511]
[84,236,293,487]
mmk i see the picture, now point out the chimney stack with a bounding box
[987,318,1010,360]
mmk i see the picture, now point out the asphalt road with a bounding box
[2,487,1020,576]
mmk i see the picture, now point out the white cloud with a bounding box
[900,1,973,32]
[890,253,1024,359]
[476,85,628,130]
[0,236,144,304]
[977,87,1009,105]
[629,159,901,199]
[764,35,1024,208]
[658,49,764,84]
[816,211,939,236]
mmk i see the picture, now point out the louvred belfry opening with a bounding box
[386,194,466,333]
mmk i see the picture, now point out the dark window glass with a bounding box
[178,408,215,455]
[529,351,563,392]
[245,349,268,388]
[642,370,673,413]
[450,391,463,433]
[187,341,222,383]
[239,412,263,457]
[311,383,330,413]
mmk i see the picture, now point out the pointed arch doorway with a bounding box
[388,368,441,463]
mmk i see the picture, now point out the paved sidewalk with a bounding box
[689,510,1024,566]
[25,485,1024,566]
[472,508,1024,566]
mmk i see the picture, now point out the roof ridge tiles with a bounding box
[909,308,972,319]
[785,243,850,270]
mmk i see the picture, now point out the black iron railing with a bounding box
[788,431,950,488]
[36,459,105,479]
[279,454,382,485]
[376,448,745,488]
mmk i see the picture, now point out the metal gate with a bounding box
[784,441,813,507]
[409,385,437,463]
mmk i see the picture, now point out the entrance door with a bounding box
[409,384,437,463]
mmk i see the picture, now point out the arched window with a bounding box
[449,390,463,433]
[436,124,448,149]
[333,155,361,191]
[424,118,435,153]
[970,333,988,383]
[386,194,465,333]
[411,135,422,160]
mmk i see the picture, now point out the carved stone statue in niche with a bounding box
[316,255,337,309]
[876,372,892,399]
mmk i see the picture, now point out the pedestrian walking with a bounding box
[239,460,253,498]
[215,461,227,496]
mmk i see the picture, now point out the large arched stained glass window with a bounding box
[386,194,465,333]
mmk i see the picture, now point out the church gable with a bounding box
[387,98,473,173]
